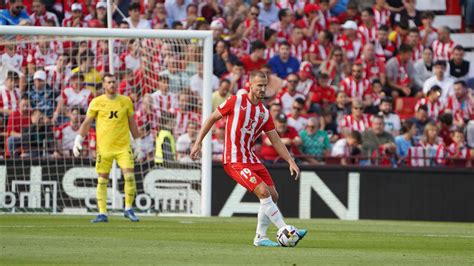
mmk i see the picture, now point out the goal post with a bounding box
[0,26,213,216]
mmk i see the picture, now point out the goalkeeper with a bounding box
[73,73,144,223]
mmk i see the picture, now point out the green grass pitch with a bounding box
[0,215,473,265]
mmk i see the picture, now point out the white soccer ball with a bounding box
[276,225,300,247]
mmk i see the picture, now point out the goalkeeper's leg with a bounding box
[122,170,139,222]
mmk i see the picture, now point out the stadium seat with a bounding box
[395,97,418,120]
[433,15,462,31]
[451,33,474,49]
[415,0,446,11]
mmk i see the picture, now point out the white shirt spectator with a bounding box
[257,2,280,27]
[278,91,305,114]
[331,138,349,157]
[422,75,454,104]
[122,53,141,72]
[54,122,79,153]
[287,114,308,132]
[189,73,219,97]
[381,113,401,135]
[124,17,151,29]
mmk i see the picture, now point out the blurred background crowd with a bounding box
[0,0,473,167]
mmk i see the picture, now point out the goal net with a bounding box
[0,26,213,216]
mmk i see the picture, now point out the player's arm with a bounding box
[265,129,300,180]
[190,109,223,160]
[128,116,142,139]
[73,115,95,157]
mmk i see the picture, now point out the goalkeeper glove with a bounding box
[73,135,84,157]
[134,138,145,161]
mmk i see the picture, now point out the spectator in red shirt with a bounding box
[260,112,301,163]
[62,3,88,28]
[308,30,334,66]
[240,40,267,73]
[6,98,30,158]
[337,2,361,25]
[445,80,474,128]
[447,128,472,167]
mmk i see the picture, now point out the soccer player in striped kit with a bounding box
[191,71,307,247]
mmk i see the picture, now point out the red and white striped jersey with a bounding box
[152,90,179,114]
[337,33,366,61]
[446,95,474,121]
[308,41,332,62]
[432,39,456,61]
[1,53,25,72]
[414,97,443,119]
[264,43,279,60]
[372,7,391,28]
[358,24,378,42]
[408,141,446,166]
[134,109,159,132]
[290,40,309,62]
[0,86,20,112]
[339,114,372,133]
[45,65,70,92]
[230,38,251,58]
[270,21,293,42]
[244,19,265,42]
[61,86,93,109]
[296,78,316,96]
[374,39,396,61]
[217,94,275,164]
[287,114,308,132]
[411,43,424,62]
[447,142,471,159]
[61,17,88,28]
[419,26,438,48]
[340,76,372,100]
[277,0,305,12]
[277,89,306,114]
[27,42,63,68]
[174,109,201,137]
[54,122,79,151]
[120,52,141,72]
[361,58,386,81]
[222,73,249,93]
[30,11,59,26]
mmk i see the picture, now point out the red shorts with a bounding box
[223,163,274,192]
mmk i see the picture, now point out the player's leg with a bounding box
[223,164,279,247]
[116,149,139,222]
[254,165,307,243]
[91,153,113,223]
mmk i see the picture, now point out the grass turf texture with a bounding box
[0,216,473,265]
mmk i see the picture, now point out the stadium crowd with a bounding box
[0,0,473,167]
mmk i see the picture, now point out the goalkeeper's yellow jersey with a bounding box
[86,94,134,154]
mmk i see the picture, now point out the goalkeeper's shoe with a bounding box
[124,209,140,222]
[91,214,108,223]
[253,235,279,247]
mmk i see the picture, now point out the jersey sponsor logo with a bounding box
[109,111,118,119]
[249,176,257,184]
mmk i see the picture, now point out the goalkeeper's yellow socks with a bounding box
[124,172,136,210]
[96,177,108,214]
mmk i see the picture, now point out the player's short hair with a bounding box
[249,70,268,81]
[400,120,415,134]
[349,131,362,144]
[421,11,435,19]
[219,79,230,86]
[409,27,420,34]
[293,98,305,106]
[233,61,244,68]
[264,28,277,41]
[380,97,393,105]
[278,8,290,20]
[434,60,447,67]
[102,73,116,81]
[398,44,413,54]
[453,45,464,51]
[454,80,467,87]
[128,3,140,11]
[428,85,442,95]
[6,71,19,81]
[416,104,429,113]
[362,7,374,16]
[279,41,291,48]
[372,114,385,122]
[250,40,266,53]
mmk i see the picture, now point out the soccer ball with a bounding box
[276,225,300,247]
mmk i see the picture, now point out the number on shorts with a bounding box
[240,168,252,179]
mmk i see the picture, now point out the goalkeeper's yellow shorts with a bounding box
[96,148,134,174]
